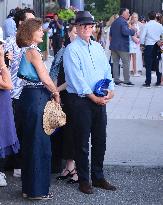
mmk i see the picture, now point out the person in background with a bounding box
[140,11,163,88]
[104,14,119,60]
[129,19,139,76]
[16,18,60,200]
[4,8,35,178]
[130,12,144,76]
[50,25,78,184]
[63,11,116,194]
[3,9,16,39]
[110,8,136,86]
[48,13,64,56]
[104,14,119,76]
[42,18,53,59]
[0,36,19,187]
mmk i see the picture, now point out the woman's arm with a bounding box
[57,82,67,92]
[0,66,13,90]
[0,46,13,90]
[26,48,60,103]
[131,35,140,44]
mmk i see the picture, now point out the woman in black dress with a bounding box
[50,25,78,183]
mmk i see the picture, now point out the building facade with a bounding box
[120,0,162,17]
[58,0,84,10]
[0,0,33,26]
[33,0,45,18]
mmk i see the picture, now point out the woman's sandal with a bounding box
[27,193,53,200]
[56,168,75,180]
[67,172,79,184]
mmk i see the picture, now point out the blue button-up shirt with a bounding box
[4,36,23,99]
[63,36,114,96]
[3,17,16,39]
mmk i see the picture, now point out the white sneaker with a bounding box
[0,172,7,186]
[13,169,21,178]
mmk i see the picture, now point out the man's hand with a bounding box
[94,96,109,105]
[104,90,114,100]
[87,91,114,106]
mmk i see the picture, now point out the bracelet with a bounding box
[52,91,59,96]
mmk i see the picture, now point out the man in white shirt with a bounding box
[140,11,163,87]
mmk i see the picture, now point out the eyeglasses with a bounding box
[79,24,94,29]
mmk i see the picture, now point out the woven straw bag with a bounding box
[43,99,66,135]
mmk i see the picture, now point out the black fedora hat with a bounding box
[74,11,95,25]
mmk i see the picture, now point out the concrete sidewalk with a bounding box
[0,166,162,205]
[104,73,163,166]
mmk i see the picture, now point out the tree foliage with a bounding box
[85,0,120,20]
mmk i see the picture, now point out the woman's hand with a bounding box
[52,91,60,104]
[0,45,6,68]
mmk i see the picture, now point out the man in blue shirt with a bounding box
[63,11,116,194]
[110,8,135,86]
[3,9,16,39]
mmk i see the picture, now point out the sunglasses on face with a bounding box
[79,24,94,29]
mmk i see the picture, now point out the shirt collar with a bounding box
[76,36,93,46]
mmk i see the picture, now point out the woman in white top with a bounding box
[130,13,143,76]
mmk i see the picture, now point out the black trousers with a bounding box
[144,45,154,85]
[52,34,63,56]
[67,94,107,182]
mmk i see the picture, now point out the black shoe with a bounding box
[130,70,134,75]
[115,80,123,85]
[123,82,134,86]
[154,83,162,87]
[56,168,75,180]
[79,181,93,194]
[92,178,116,191]
[142,83,151,88]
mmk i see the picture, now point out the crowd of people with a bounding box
[0,6,163,200]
